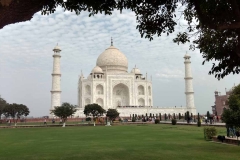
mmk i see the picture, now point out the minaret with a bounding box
[50,45,62,113]
[184,53,195,111]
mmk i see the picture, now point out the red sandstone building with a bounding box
[212,89,232,116]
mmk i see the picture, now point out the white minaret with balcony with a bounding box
[184,53,196,113]
[50,45,62,112]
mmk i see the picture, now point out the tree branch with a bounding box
[0,0,49,29]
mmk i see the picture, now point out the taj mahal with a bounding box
[50,40,197,117]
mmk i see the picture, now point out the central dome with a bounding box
[96,45,128,73]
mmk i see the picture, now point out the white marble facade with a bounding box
[74,43,197,117]
[77,43,153,117]
[50,46,61,112]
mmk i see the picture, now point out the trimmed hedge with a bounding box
[172,119,177,125]
[86,117,91,121]
[204,127,217,140]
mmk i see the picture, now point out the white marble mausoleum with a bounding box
[50,41,197,117]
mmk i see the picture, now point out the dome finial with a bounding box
[111,37,113,46]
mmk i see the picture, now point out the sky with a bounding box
[0,6,239,117]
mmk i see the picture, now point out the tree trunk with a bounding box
[94,121,95,126]
[15,123,16,126]
[62,122,66,127]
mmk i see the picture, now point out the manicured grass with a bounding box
[0,124,239,160]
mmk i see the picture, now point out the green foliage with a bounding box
[155,119,160,124]
[186,111,190,123]
[3,103,29,124]
[172,119,177,125]
[197,113,201,127]
[0,96,7,119]
[186,111,190,119]
[86,117,91,121]
[197,121,201,127]
[41,0,240,79]
[204,127,217,140]
[83,103,106,118]
[106,109,119,121]
[132,117,136,122]
[51,102,77,122]
[1,1,240,79]
[222,84,240,128]
[207,111,210,119]
[1,125,240,160]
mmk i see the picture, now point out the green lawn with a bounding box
[0,124,239,160]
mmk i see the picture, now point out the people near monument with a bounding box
[204,116,208,124]
[52,118,55,124]
[152,117,155,122]
[59,119,62,124]
[44,118,47,125]
[8,119,11,126]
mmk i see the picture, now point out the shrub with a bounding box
[132,117,136,122]
[155,119,160,124]
[172,119,177,125]
[197,113,201,127]
[86,117,91,121]
[197,121,201,127]
[204,127,217,140]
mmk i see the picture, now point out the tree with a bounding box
[3,103,29,126]
[164,113,167,121]
[51,102,77,127]
[207,111,210,120]
[222,84,240,129]
[83,103,106,126]
[159,113,161,121]
[1,1,240,79]
[197,112,201,127]
[106,109,119,122]
[185,111,190,123]
[0,95,7,119]
[178,113,181,120]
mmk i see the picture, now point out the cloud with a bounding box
[0,6,239,116]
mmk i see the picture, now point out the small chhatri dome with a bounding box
[91,66,103,74]
[184,52,190,58]
[96,43,128,73]
[53,44,61,51]
[131,67,141,74]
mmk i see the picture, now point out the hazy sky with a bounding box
[0,7,239,117]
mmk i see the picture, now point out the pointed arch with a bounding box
[96,98,103,107]
[96,84,104,95]
[138,98,145,106]
[112,83,129,108]
[85,98,90,106]
[138,85,144,95]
